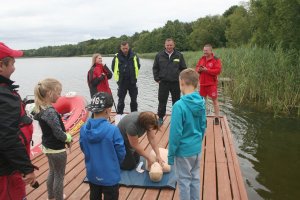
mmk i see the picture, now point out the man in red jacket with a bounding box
[195,44,222,125]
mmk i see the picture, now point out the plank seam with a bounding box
[223,116,248,200]
[213,123,219,200]
[220,120,234,200]
[201,135,207,200]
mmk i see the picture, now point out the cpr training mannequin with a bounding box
[146,148,171,182]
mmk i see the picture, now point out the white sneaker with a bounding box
[115,114,127,125]
[115,114,122,125]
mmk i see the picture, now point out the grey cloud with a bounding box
[1,0,242,49]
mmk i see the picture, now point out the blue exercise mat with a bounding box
[119,157,177,189]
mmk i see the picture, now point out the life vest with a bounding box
[17,93,33,156]
[113,53,139,81]
[0,83,33,156]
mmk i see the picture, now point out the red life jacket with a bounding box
[0,83,33,156]
[17,93,33,156]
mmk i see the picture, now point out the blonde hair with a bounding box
[92,53,101,66]
[34,78,62,113]
[179,68,199,88]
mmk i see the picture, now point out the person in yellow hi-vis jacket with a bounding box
[111,41,140,114]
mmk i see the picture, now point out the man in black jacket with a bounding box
[153,39,187,125]
[0,42,36,199]
[112,41,141,114]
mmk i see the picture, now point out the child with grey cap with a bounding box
[80,92,126,200]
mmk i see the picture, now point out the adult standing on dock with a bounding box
[0,42,36,199]
[196,44,222,125]
[153,38,187,125]
[87,53,112,97]
[111,41,141,114]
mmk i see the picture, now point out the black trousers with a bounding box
[120,139,140,170]
[158,81,180,118]
[89,182,119,200]
[117,79,138,114]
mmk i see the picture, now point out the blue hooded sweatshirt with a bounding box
[168,91,206,165]
[80,117,126,186]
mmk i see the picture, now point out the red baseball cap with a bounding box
[0,42,23,59]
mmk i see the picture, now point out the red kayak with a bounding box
[30,93,89,158]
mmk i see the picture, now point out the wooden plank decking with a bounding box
[26,115,248,200]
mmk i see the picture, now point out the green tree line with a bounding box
[24,0,300,57]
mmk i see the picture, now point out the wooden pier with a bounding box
[26,115,248,200]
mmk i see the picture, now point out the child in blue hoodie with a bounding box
[168,68,206,200]
[80,92,126,200]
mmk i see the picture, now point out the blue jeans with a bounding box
[175,154,201,200]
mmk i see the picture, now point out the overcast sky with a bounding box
[1,0,243,50]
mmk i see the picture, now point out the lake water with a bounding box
[13,57,300,200]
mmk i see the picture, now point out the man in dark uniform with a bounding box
[153,38,187,125]
[112,41,141,114]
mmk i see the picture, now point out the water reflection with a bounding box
[219,92,300,200]
[14,57,300,200]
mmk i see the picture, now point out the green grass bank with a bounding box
[139,47,300,117]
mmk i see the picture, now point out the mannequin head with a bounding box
[146,148,171,173]
[149,162,163,182]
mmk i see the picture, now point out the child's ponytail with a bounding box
[34,78,62,113]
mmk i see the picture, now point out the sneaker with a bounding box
[157,118,163,126]
[114,114,122,125]
[83,176,89,183]
[214,117,219,125]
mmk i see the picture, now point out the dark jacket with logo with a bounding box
[0,75,35,176]
[111,49,141,84]
[153,49,187,82]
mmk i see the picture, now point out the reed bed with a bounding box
[214,47,300,116]
[139,47,300,116]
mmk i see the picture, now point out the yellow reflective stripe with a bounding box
[114,54,139,81]
[133,55,139,78]
[113,53,119,81]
